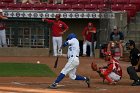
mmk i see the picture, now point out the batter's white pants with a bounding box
[83,40,96,56]
[61,57,79,80]
[108,72,121,82]
[52,36,62,56]
[0,29,7,48]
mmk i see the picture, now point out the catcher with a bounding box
[91,51,122,84]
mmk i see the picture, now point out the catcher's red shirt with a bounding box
[44,19,68,37]
[82,26,96,42]
[103,58,122,77]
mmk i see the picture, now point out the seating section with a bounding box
[84,4,97,11]
[111,4,124,11]
[64,0,78,4]
[57,4,71,11]
[71,4,84,11]
[77,0,91,4]
[116,0,129,4]
[90,0,104,4]
[0,0,140,18]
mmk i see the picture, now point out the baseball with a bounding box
[37,61,40,64]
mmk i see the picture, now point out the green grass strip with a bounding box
[0,63,56,77]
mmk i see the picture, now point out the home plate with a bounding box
[57,85,65,87]
[11,81,26,85]
[97,88,107,91]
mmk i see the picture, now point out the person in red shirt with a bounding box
[42,14,69,56]
[0,9,8,48]
[97,51,122,85]
[82,22,97,57]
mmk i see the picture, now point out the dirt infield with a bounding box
[0,56,139,93]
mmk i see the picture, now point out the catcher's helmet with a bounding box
[66,33,77,41]
[104,51,112,56]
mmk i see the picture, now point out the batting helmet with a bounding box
[55,14,61,18]
[66,33,77,41]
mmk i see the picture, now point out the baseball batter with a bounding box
[97,51,122,84]
[82,22,97,57]
[0,9,8,47]
[42,14,68,56]
[48,33,90,89]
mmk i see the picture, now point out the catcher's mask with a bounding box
[104,51,112,61]
[126,40,135,50]
[104,51,112,56]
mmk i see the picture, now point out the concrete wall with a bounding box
[0,48,49,56]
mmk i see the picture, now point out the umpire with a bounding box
[126,40,140,86]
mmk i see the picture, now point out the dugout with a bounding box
[0,10,127,56]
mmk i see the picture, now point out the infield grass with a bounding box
[0,63,56,77]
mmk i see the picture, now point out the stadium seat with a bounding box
[8,3,21,10]
[45,4,58,10]
[71,4,84,11]
[91,0,104,4]
[123,4,136,17]
[111,4,124,11]
[84,4,98,11]
[21,3,32,10]
[104,0,117,4]
[64,0,78,4]
[130,0,140,4]
[0,2,8,9]
[57,4,71,11]
[1,0,14,3]
[116,0,130,4]
[130,0,140,11]
[98,4,107,11]
[77,0,91,4]
[33,3,45,10]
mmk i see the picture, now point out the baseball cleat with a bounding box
[48,83,57,89]
[131,80,140,86]
[85,77,90,88]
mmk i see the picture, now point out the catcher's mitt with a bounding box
[91,62,98,71]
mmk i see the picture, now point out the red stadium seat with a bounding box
[98,4,107,11]
[57,4,71,11]
[45,4,58,10]
[33,3,45,10]
[130,0,140,4]
[116,0,130,4]
[84,4,98,11]
[64,0,78,4]
[77,0,91,4]
[8,3,21,10]
[104,0,117,4]
[71,4,84,11]
[1,0,14,3]
[130,0,140,11]
[123,4,136,17]
[0,2,8,9]
[111,4,124,11]
[21,3,32,10]
[91,0,104,4]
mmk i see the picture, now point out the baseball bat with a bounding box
[54,56,59,68]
